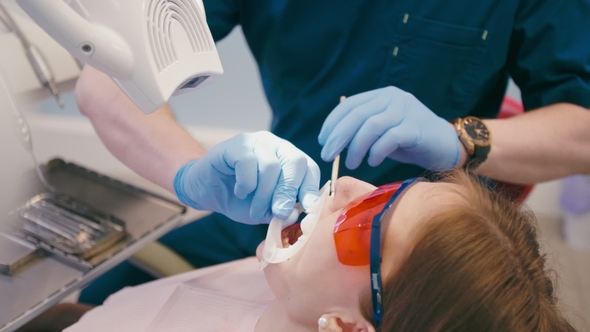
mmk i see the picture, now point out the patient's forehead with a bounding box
[380,182,465,278]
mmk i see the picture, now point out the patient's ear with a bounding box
[317,313,376,332]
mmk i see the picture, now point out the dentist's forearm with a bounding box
[75,66,206,192]
[469,103,590,184]
[85,100,205,193]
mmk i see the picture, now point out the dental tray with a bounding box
[0,233,40,276]
[12,192,126,260]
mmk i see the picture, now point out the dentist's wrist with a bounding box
[173,159,201,208]
[450,121,469,169]
[456,139,469,169]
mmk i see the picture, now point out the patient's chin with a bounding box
[256,241,265,261]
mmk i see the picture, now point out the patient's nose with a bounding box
[331,177,376,213]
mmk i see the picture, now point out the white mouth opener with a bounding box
[260,95,344,268]
[260,181,331,269]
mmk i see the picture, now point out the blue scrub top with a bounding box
[203,0,590,185]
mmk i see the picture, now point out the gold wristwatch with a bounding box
[453,116,492,171]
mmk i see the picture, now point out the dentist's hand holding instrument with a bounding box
[319,86,461,171]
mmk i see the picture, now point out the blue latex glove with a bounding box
[174,131,320,225]
[318,86,461,171]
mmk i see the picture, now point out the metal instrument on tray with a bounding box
[12,192,125,260]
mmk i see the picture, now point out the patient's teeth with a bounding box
[261,181,330,267]
[282,237,290,248]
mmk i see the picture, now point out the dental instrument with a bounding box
[330,96,346,196]
[0,2,64,108]
[330,155,340,196]
[16,0,223,114]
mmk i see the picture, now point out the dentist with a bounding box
[77,0,590,304]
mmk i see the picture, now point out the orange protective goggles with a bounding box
[333,178,418,266]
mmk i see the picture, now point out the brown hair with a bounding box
[361,170,576,331]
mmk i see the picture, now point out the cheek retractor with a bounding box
[259,181,331,269]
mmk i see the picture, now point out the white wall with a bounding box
[169,27,272,131]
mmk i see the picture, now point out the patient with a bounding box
[19,170,576,331]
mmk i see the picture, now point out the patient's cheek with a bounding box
[256,241,265,261]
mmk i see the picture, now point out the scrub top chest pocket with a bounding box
[381,14,488,119]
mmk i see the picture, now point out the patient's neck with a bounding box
[255,299,314,332]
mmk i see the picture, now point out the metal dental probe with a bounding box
[329,96,346,196]
[330,155,340,197]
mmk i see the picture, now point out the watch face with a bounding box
[463,117,490,145]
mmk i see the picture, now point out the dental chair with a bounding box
[129,97,535,278]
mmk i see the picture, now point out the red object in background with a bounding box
[497,96,525,119]
[494,97,534,204]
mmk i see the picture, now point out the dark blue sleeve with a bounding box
[203,0,240,42]
[507,0,590,110]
